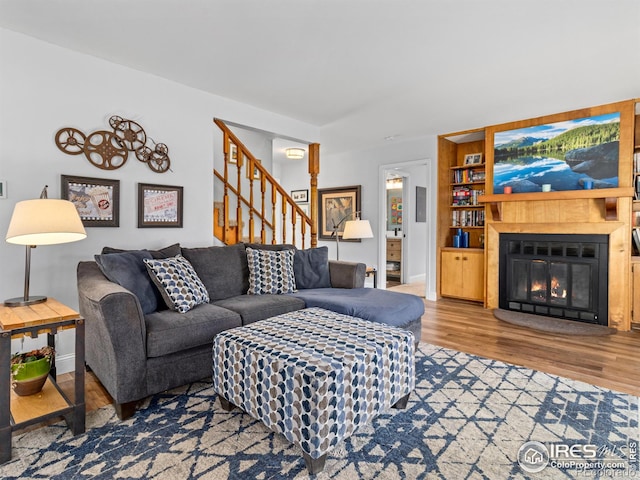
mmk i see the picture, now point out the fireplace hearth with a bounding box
[499,233,608,326]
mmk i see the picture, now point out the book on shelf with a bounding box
[452,187,484,206]
[451,209,485,227]
[633,228,640,256]
[452,168,485,184]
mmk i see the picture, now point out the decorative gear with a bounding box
[111,117,147,152]
[83,131,128,170]
[55,128,86,155]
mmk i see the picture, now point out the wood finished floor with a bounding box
[58,295,640,416]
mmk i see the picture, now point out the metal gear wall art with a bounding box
[55,115,171,173]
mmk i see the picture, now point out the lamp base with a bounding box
[4,295,47,307]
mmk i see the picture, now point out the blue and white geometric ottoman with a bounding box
[212,307,415,474]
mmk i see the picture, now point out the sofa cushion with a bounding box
[290,287,425,329]
[94,250,158,314]
[101,243,181,259]
[144,255,210,313]
[294,246,331,290]
[246,247,296,295]
[214,294,305,326]
[144,303,242,358]
[181,243,248,301]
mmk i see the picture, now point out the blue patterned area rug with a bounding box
[1,344,637,479]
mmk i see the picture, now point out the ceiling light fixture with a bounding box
[285,148,305,160]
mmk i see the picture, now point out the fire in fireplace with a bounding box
[499,234,608,326]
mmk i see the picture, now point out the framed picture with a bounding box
[138,183,183,228]
[229,144,238,164]
[61,175,120,227]
[246,158,261,180]
[291,189,309,203]
[318,185,361,240]
[464,153,483,165]
[493,111,620,193]
[0,180,6,199]
[299,203,309,216]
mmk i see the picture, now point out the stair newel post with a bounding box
[260,176,267,243]
[309,143,320,248]
[236,149,244,244]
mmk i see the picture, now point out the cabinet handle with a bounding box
[462,257,468,260]
[455,256,460,260]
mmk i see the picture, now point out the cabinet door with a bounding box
[440,249,484,301]
[632,261,640,324]
[440,250,464,297]
[461,250,484,302]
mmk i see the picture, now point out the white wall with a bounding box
[0,29,318,372]
[278,137,438,296]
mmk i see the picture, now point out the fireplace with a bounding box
[499,233,608,326]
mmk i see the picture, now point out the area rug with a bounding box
[494,308,616,336]
[0,344,636,479]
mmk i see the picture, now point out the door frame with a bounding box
[378,159,434,299]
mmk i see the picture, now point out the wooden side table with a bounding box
[0,298,85,464]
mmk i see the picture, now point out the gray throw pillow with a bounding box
[94,250,158,314]
[101,243,181,259]
[181,243,248,301]
[293,246,331,290]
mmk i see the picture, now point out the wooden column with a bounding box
[308,143,320,248]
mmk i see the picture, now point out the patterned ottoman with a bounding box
[212,307,415,474]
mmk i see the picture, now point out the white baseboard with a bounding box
[55,353,76,375]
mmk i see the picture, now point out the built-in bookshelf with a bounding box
[450,164,486,229]
[437,128,486,302]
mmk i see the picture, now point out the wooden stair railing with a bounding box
[213,118,319,249]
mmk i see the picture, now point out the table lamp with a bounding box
[332,211,373,261]
[5,186,87,306]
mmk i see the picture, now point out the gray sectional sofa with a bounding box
[77,242,424,420]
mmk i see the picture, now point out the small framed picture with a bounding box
[246,158,261,180]
[464,153,483,165]
[0,180,6,199]
[291,189,309,203]
[229,144,238,164]
[138,183,183,228]
[61,175,120,227]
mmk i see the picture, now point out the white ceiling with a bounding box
[1,0,639,154]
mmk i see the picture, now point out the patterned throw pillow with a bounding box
[246,247,296,295]
[144,255,210,313]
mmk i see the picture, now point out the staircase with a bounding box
[213,119,319,248]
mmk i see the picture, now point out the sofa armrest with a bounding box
[329,261,366,288]
[77,261,148,404]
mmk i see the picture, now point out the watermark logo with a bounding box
[518,441,549,473]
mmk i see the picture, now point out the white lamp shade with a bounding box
[342,219,373,240]
[6,199,87,245]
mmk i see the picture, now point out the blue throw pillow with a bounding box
[94,250,158,314]
[293,246,331,290]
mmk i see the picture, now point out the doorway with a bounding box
[385,172,406,286]
[378,160,433,299]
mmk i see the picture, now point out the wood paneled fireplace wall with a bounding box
[437,99,638,330]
